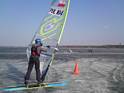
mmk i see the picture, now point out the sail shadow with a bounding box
[6,63,25,84]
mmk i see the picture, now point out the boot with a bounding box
[24,80,29,88]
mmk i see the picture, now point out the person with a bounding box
[24,38,46,87]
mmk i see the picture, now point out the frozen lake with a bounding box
[0,46,124,93]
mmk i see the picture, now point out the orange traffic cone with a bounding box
[73,62,79,75]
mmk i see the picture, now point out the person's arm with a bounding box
[41,46,47,52]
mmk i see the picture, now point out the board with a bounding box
[0,81,68,92]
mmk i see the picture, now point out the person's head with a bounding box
[35,38,42,46]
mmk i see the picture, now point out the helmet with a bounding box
[35,38,42,45]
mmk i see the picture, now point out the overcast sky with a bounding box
[0,0,124,46]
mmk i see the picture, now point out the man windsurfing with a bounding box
[24,38,47,87]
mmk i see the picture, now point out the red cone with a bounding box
[73,63,79,75]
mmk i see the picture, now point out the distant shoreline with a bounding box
[0,45,124,48]
[59,45,124,48]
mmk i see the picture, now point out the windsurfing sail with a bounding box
[26,0,70,82]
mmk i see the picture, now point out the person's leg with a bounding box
[25,61,34,84]
[35,58,41,83]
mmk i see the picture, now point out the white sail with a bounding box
[27,0,71,82]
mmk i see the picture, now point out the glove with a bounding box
[46,45,50,48]
[54,48,59,52]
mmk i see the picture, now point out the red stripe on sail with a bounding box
[58,3,65,7]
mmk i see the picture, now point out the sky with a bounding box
[0,0,124,46]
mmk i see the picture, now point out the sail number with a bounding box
[49,8,64,16]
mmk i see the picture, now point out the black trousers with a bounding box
[25,56,41,82]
